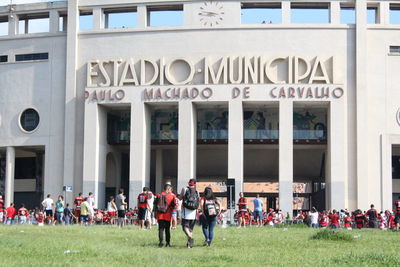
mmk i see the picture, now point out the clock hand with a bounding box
[199,11,219,15]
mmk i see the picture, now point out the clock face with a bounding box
[198,1,224,27]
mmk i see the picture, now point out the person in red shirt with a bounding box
[74,192,84,224]
[319,211,329,228]
[156,184,177,247]
[137,187,149,230]
[389,211,396,230]
[5,203,16,225]
[35,210,45,226]
[354,209,365,229]
[237,192,247,228]
[366,204,378,229]
[394,197,400,231]
[343,212,352,229]
[329,209,340,228]
[18,204,29,224]
[0,195,4,224]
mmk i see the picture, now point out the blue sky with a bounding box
[2,1,400,35]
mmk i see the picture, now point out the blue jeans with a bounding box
[311,223,319,228]
[4,218,14,225]
[65,215,71,225]
[200,215,217,242]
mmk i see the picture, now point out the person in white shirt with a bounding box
[87,192,95,224]
[309,207,319,228]
[41,194,54,224]
[179,179,200,248]
[145,190,154,229]
[107,196,118,225]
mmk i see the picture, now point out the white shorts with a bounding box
[145,209,152,221]
[88,207,95,217]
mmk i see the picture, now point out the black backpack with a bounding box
[183,187,199,210]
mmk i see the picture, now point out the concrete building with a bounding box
[1,0,400,215]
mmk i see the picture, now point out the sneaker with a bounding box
[165,243,171,247]
[189,238,194,248]
[203,240,208,246]
[158,242,164,248]
[207,240,212,247]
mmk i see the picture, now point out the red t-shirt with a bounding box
[237,197,247,211]
[0,197,4,212]
[395,200,400,214]
[18,208,28,216]
[138,193,148,209]
[156,192,177,222]
[74,196,84,210]
[329,213,339,225]
[36,213,44,223]
[6,206,16,219]
[344,216,352,227]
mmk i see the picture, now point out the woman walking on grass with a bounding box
[200,187,220,247]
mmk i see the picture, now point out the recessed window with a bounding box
[0,55,8,63]
[390,4,400,24]
[15,53,48,62]
[20,108,40,133]
[389,46,400,55]
[59,13,67,31]
[291,3,330,24]
[18,13,49,34]
[340,6,355,24]
[104,7,137,29]
[367,7,378,24]
[0,16,7,36]
[241,3,281,24]
[80,10,93,30]
[148,5,183,26]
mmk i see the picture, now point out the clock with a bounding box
[198,1,224,27]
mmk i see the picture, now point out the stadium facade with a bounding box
[0,0,400,214]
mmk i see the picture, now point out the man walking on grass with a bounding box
[116,188,127,228]
[179,179,200,248]
[253,194,263,227]
[137,187,149,230]
[156,184,177,247]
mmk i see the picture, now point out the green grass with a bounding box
[0,225,399,266]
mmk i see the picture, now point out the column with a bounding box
[330,1,340,24]
[137,5,147,28]
[93,7,103,30]
[279,101,293,216]
[49,10,60,33]
[129,102,151,208]
[356,0,369,210]
[380,134,392,210]
[8,13,17,36]
[327,101,346,209]
[82,103,107,209]
[155,149,163,193]
[282,1,291,24]
[228,100,243,203]
[63,0,79,198]
[379,2,390,25]
[5,147,15,207]
[177,101,197,192]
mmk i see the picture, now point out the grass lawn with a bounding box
[0,225,399,266]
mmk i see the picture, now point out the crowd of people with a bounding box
[1,181,400,248]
